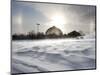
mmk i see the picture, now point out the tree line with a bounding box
[12,30,84,40]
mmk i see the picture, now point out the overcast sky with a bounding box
[12,0,96,35]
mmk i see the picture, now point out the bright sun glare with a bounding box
[50,14,66,33]
[15,13,23,33]
[17,15,22,25]
[51,14,66,24]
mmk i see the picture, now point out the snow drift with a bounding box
[11,34,96,74]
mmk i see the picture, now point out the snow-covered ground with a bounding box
[11,37,96,74]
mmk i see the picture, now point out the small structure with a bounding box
[67,30,81,38]
[46,26,63,38]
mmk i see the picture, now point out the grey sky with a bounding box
[12,0,96,35]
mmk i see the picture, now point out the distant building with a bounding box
[46,26,63,36]
[67,30,82,38]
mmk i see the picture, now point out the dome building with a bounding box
[46,26,63,37]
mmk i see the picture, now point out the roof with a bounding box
[46,26,63,36]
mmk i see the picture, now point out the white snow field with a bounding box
[11,35,96,74]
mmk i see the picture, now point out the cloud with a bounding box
[12,1,96,34]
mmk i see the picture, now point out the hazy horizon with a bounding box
[12,0,96,35]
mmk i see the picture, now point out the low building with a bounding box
[46,26,63,38]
